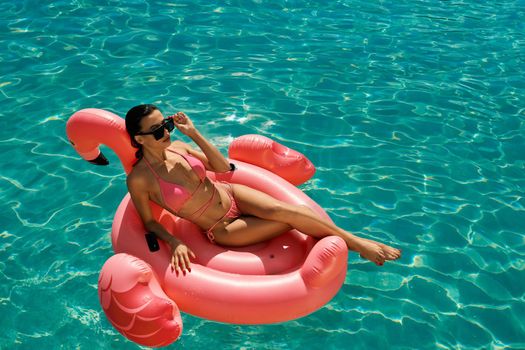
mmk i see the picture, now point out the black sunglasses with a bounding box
[136,117,175,140]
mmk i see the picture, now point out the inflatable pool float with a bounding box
[66,108,348,347]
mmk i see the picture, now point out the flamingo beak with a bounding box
[88,152,109,165]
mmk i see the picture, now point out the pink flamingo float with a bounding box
[66,108,348,347]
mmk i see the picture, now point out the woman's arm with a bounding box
[126,174,175,243]
[145,220,195,274]
[143,218,180,247]
[178,133,231,173]
[172,112,231,172]
[127,173,195,273]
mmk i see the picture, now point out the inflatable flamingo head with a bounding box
[66,109,137,175]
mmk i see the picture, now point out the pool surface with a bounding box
[1,1,524,349]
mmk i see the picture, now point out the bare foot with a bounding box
[375,241,402,261]
[357,239,401,266]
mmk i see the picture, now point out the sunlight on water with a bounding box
[1,0,524,349]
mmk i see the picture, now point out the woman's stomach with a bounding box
[181,179,234,230]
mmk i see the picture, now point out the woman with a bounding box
[125,104,401,274]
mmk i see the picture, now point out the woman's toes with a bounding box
[384,248,400,260]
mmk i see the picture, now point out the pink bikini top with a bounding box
[144,149,214,218]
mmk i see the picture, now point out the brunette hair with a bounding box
[125,104,159,164]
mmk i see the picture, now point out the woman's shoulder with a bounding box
[168,141,190,154]
[127,161,151,188]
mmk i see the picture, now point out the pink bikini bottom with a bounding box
[205,181,242,242]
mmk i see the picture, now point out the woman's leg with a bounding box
[214,184,401,265]
[296,204,402,263]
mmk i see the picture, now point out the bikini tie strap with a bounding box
[143,157,160,179]
[186,185,216,220]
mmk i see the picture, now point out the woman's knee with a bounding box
[264,202,302,222]
[262,201,280,219]
[231,184,292,219]
[267,203,314,224]
[297,204,320,218]
[231,183,308,222]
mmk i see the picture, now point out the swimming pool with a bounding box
[1,0,524,348]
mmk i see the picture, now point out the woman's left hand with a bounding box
[171,112,197,137]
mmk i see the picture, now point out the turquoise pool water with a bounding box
[1,0,524,348]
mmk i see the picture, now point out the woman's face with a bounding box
[134,109,172,149]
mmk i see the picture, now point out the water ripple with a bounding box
[1,0,525,348]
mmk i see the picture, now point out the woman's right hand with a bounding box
[169,239,196,275]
